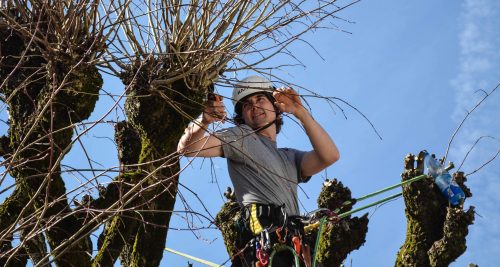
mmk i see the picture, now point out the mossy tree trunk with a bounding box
[1,15,209,267]
[0,9,102,266]
[93,58,207,266]
[311,179,369,267]
[396,151,475,267]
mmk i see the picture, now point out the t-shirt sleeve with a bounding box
[214,125,252,161]
[283,148,312,183]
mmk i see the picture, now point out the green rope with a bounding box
[309,174,427,266]
[339,192,402,219]
[268,244,301,267]
[312,216,327,267]
[164,247,222,267]
[340,174,427,207]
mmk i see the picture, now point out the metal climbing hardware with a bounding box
[256,240,269,266]
[263,229,271,251]
[276,227,288,244]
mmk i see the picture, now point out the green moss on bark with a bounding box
[313,179,369,267]
[314,214,369,267]
[1,43,102,267]
[93,171,144,266]
[428,207,475,267]
[396,152,475,267]
[215,201,242,258]
[103,60,209,266]
[317,178,356,214]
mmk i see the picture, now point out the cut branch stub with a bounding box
[312,178,369,267]
[214,199,241,260]
[115,121,142,169]
[317,178,356,214]
[313,214,369,267]
[396,151,475,267]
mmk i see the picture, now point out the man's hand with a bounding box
[274,87,340,177]
[202,95,226,125]
[273,87,306,119]
[177,95,225,157]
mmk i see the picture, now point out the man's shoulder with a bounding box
[216,124,253,135]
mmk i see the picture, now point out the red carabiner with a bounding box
[257,248,269,265]
[292,235,301,255]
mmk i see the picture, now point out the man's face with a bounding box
[241,93,276,129]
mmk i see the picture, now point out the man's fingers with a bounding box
[274,101,287,112]
[202,99,227,124]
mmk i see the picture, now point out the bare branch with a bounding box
[444,83,500,162]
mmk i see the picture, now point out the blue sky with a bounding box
[1,0,498,266]
[167,1,500,266]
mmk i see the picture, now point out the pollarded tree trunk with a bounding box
[396,151,474,267]
[312,179,369,267]
[93,58,208,266]
[0,13,102,266]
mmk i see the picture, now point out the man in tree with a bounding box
[177,76,340,266]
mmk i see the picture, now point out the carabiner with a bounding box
[292,235,301,255]
[257,247,269,265]
[276,227,288,243]
[264,229,271,250]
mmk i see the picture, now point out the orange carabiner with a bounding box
[292,235,301,255]
[276,227,288,243]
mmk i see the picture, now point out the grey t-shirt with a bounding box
[215,125,309,215]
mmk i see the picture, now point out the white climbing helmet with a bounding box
[232,76,274,111]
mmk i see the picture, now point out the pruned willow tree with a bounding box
[0,0,363,266]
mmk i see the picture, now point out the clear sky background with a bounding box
[166,0,500,266]
[1,0,499,266]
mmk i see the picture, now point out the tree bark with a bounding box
[395,152,474,267]
[1,13,102,265]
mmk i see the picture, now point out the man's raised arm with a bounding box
[273,88,340,178]
[177,99,225,157]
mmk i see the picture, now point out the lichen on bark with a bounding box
[214,200,242,259]
[92,57,209,266]
[312,179,369,267]
[395,151,475,267]
[1,10,103,264]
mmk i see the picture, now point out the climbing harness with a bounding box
[165,174,429,267]
[268,244,301,267]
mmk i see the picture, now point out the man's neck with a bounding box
[256,125,277,141]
